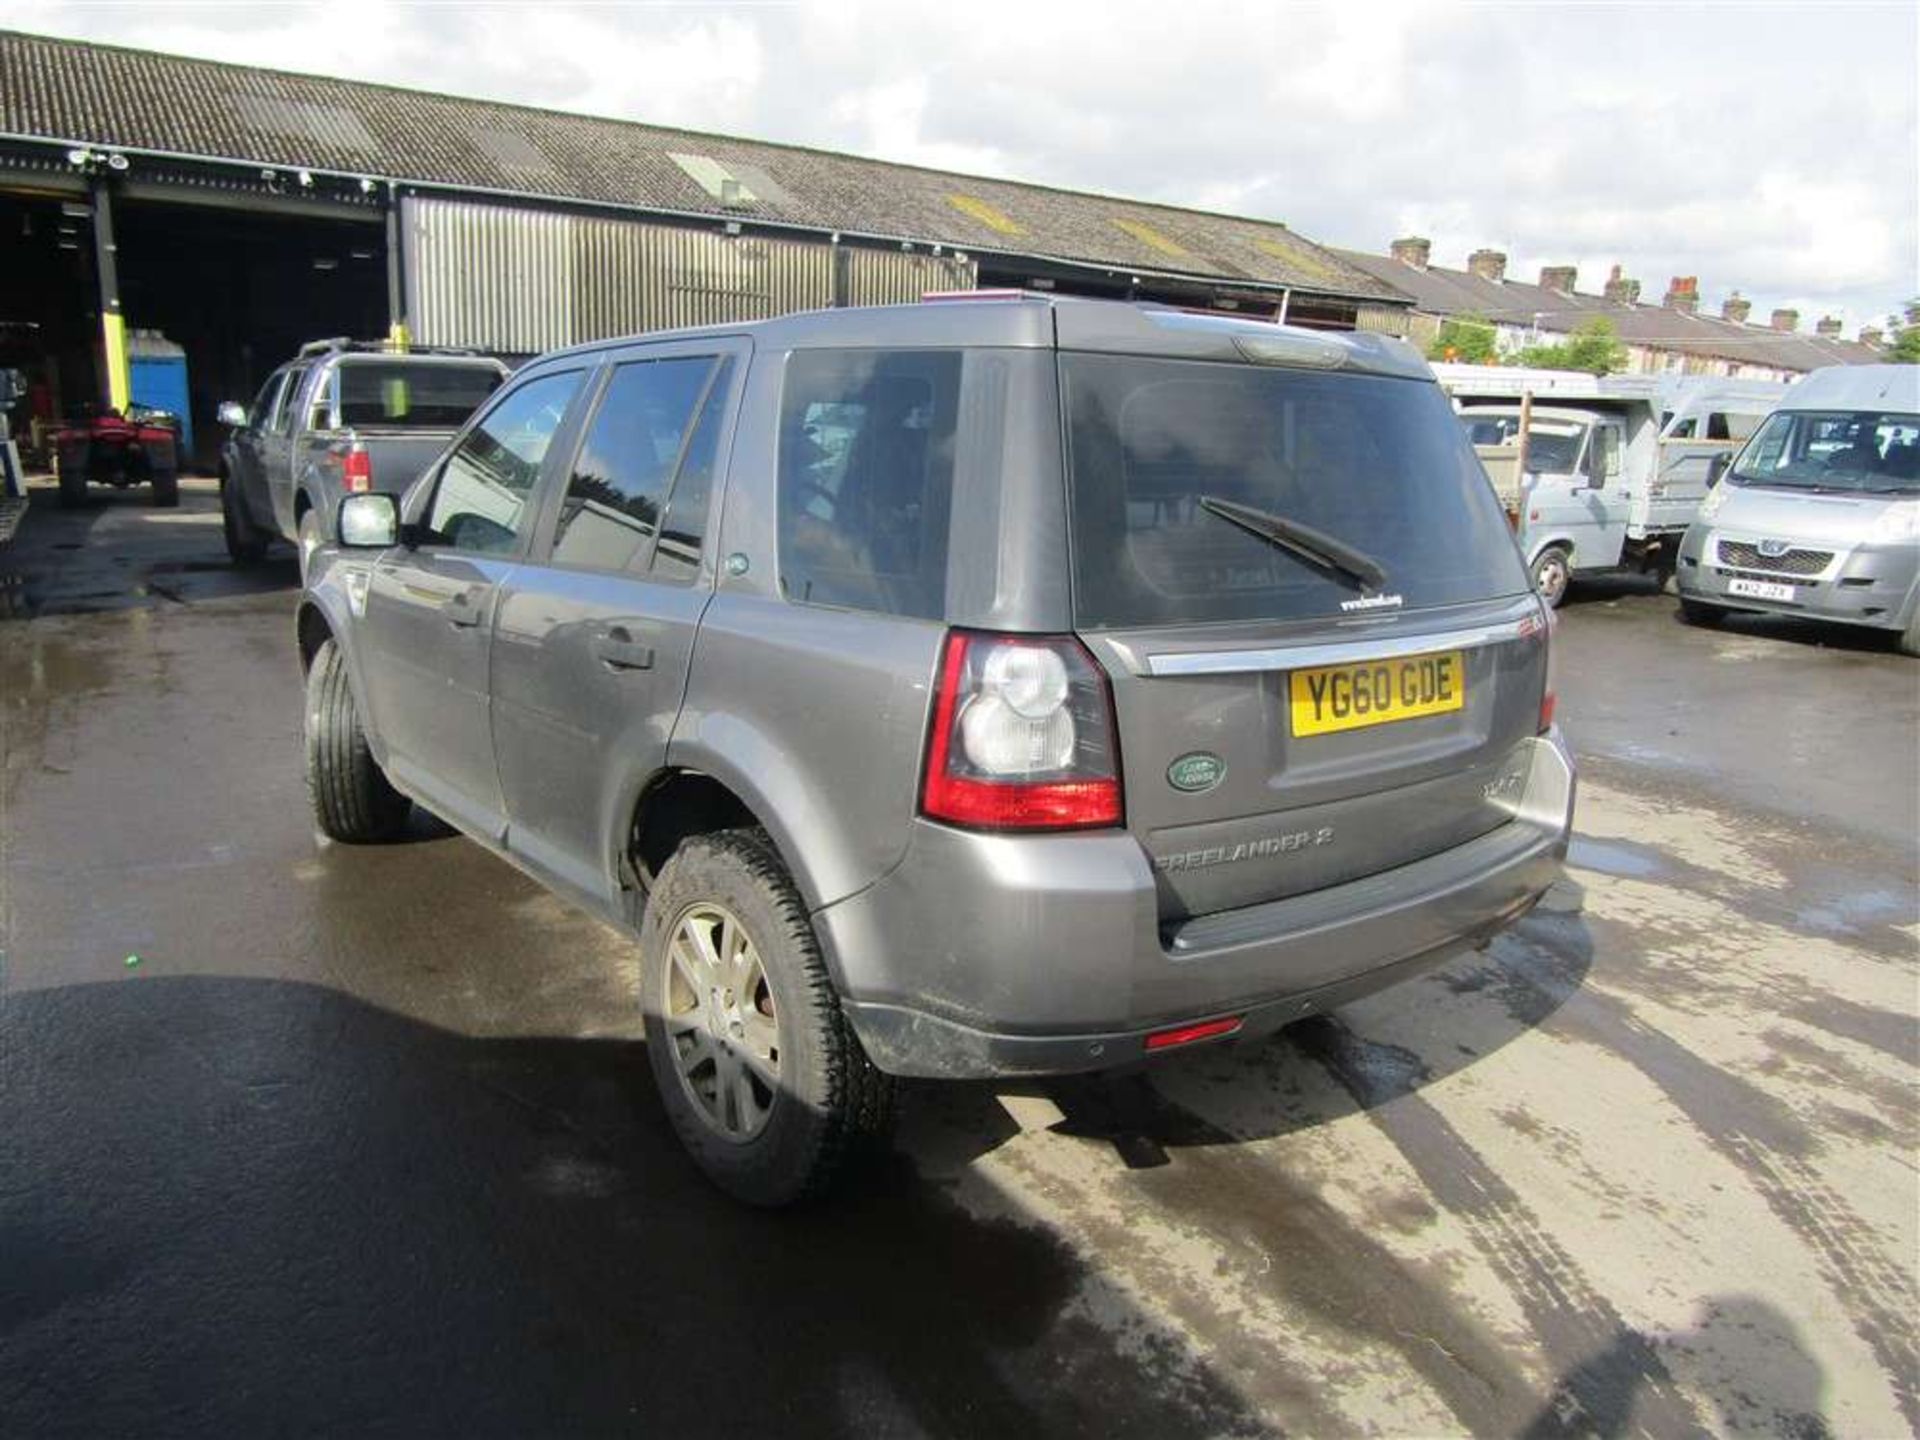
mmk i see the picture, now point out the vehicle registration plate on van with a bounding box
[1289,651,1465,737]
[1727,578,1795,602]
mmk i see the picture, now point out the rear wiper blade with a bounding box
[1198,496,1389,592]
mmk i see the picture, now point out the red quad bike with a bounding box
[54,406,181,508]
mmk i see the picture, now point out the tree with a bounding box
[1511,317,1629,375]
[1888,300,1920,363]
[1425,313,1500,365]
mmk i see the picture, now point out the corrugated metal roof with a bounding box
[0,29,1406,304]
[1333,248,1883,374]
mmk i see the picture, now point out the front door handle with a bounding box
[592,625,654,672]
[442,589,484,628]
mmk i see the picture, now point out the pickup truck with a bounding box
[217,340,508,576]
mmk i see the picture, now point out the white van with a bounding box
[1676,365,1920,654]
[1433,365,1788,605]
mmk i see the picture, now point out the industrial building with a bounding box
[0,29,1410,469]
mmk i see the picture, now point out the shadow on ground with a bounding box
[0,975,1266,1439]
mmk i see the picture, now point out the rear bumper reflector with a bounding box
[1144,1016,1244,1051]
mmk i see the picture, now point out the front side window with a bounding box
[1063,356,1529,628]
[249,373,287,429]
[270,366,310,435]
[1731,410,1920,495]
[550,357,715,573]
[777,349,961,619]
[425,369,585,553]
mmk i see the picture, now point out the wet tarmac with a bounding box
[3,480,1915,1437]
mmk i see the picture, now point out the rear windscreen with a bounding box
[336,362,503,429]
[1061,354,1529,628]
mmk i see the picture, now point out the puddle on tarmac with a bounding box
[1566,835,1668,880]
[1795,889,1917,935]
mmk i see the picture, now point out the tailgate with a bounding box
[1083,599,1549,922]
[348,429,461,493]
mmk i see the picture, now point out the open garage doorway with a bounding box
[0,185,388,473]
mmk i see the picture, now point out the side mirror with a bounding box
[338,492,402,549]
[216,401,249,428]
[1705,453,1731,489]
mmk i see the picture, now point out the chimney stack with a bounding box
[1770,308,1800,333]
[1466,248,1508,283]
[1721,293,1752,324]
[1860,326,1884,348]
[1603,264,1641,305]
[1538,265,1578,294]
[1389,236,1431,270]
[1663,276,1700,314]
[1815,316,1844,338]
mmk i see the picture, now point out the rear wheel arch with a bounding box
[626,769,764,894]
[296,602,335,673]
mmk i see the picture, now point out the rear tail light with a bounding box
[1526,602,1560,732]
[920,630,1124,831]
[342,445,373,493]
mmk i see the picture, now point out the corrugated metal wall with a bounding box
[842,248,975,306]
[405,196,976,352]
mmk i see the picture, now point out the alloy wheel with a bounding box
[660,903,782,1143]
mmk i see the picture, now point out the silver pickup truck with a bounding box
[217,340,507,577]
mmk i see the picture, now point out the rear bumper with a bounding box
[1677,528,1920,632]
[820,731,1575,1079]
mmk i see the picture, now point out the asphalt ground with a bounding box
[3,476,1916,1437]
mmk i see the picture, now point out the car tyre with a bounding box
[304,637,411,842]
[1678,597,1727,629]
[221,475,268,563]
[149,468,179,508]
[1533,546,1572,609]
[640,828,894,1207]
[1898,610,1920,658]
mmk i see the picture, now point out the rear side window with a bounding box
[777,349,960,620]
[551,357,714,573]
[337,362,503,429]
[651,357,734,584]
[1061,356,1528,628]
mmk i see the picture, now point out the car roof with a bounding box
[527,294,1430,380]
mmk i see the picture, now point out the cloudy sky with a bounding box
[4,0,1915,333]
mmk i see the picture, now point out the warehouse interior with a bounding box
[0,184,387,471]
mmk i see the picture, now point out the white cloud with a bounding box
[2,0,1913,330]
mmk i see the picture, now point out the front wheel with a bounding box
[304,637,411,842]
[1533,546,1573,609]
[1678,597,1727,629]
[640,829,894,1206]
[221,476,268,563]
[1898,610,1919,658]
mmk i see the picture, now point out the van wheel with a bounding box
[640,829,894,1207]
[221,476,268,563]
[1533,546,1572,608]
[304,637,411,842]
[1679,598,1726,629]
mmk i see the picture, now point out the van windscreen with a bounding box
[1060,355,1529,628]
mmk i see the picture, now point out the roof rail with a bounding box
[295,337,487,359]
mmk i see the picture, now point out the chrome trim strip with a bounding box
[1145,619,1531,676]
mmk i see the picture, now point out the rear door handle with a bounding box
[592,624,654,672]
[442,589,485,629]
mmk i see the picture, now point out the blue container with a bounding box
[127,330,193,457]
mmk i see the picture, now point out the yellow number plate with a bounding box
[1289,651,1465,737]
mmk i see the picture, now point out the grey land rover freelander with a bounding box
[298,296,1576,1204]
